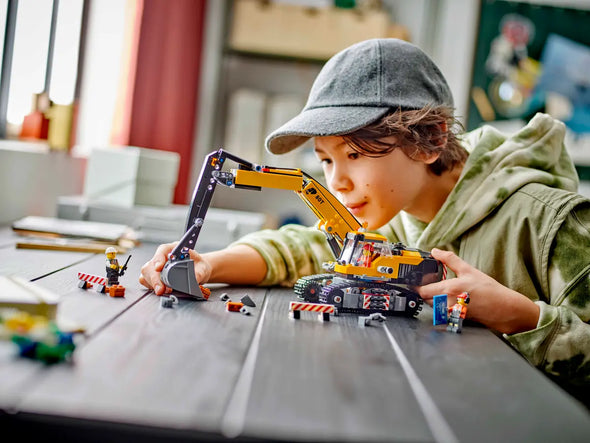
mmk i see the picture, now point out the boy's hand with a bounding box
[417,248,539,334]
[139,242,213,296]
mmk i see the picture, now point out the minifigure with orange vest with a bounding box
[447,292,470,333]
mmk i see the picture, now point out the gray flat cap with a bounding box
[265,38,454,155]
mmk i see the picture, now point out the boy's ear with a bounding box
[416,150,441,164]
[423,121,448,164]
[413,121,447,164]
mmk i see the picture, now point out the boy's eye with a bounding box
[348,152,360,160]
[319,158,332,165]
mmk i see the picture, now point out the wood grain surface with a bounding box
[1,227,589,442]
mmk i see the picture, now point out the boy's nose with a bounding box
[329,166,353,192]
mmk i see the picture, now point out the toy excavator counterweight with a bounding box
[161,149,444,317]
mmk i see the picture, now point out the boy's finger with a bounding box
[417,282,448,300]
[154,243,170,256]
[154,242,176,259]
[153,259,165,272]
[189,249,203,260]
[144,264,164,293]
[416,276,464,300]
[431,248,470,275]
[138,275,150,289]
[154,281,170,295]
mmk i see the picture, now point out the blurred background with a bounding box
[1,0,590,243]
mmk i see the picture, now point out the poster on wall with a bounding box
[468,0,590,134]
[535,34,590,133]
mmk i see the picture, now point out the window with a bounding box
[49,0,83,105]
[0,0,85,138]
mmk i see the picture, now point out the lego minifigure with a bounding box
[105,247,123,286]
[447,292,470,333]
[99,248,131,297]
[358,243,374,267]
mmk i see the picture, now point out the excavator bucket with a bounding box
[160,260,204,299]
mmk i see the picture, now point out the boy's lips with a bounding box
[346,202,367,215]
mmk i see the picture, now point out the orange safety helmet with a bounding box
[457,292,470,304]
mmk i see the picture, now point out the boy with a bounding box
[140,39,590,394]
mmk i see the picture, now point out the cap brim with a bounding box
[265,106,390,154]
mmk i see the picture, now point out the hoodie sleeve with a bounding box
[504,203,590,385]
[229,224,333,287]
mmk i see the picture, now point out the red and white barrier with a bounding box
[77,273,107,286]
[289,301,335,321]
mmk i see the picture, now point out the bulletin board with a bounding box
[467,0,590,131]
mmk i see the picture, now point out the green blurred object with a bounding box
[575,165,590,182]
[11,323,76,364]
[335,0,356,8]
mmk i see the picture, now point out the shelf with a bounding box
[224,48,329,65]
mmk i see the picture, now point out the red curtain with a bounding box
[119,0,207,204]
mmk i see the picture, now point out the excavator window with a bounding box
[352,241,383,267]
[339,238,356,264]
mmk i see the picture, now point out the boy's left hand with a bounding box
[417,248,540,334]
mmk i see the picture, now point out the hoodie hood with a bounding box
[406,113,579,250]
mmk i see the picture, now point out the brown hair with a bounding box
[342,106,467,175]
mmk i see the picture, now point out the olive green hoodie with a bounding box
[233,113,590,386]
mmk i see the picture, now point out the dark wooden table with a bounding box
[1,227,589,442]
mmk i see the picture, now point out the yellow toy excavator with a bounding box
[160,149,444,317]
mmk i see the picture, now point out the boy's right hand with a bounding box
[139,242,213,296]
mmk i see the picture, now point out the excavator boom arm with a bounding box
[160,148,361,297]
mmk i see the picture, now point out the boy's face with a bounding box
[314,136,435,229]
